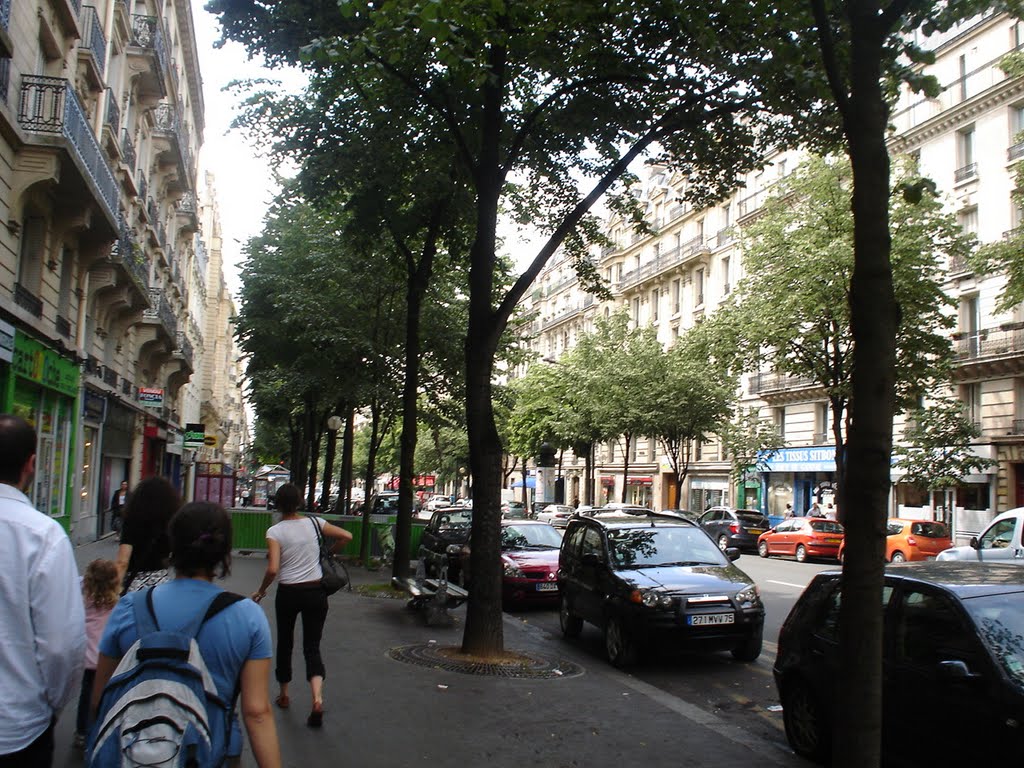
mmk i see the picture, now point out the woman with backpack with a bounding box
[92,502,281,768]
[252,483,353,728]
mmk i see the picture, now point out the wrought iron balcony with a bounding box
[716,227,735,248]
[110,223,149,293]
[80,6,107,80]
[954,162,978,183]
[120,128,136,171]
[17,76,118,227]
[13,283,42,317]
[103,366,118,387]
[142,288,177,339]
[0,57,8,106]
[750,371,819,396]
[953,326,1024,361]
[55,315,71,338]
[104,89,120,134]
[174,332,193,368]
[130,15,168,97]
[0,0,10,32]
[1009,143,1024,163]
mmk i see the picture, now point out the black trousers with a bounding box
[274,582,328,683]
[0,720,54,768]
[76,668,96,734]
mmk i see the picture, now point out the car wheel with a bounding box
[731,625,763,662]
[717,534,729,552]
[782,678,830,762]
[559,594,583,639]
[604,614,637,667]
[891,550,906,563]
[795,544,808,563]
[758,541,769,558]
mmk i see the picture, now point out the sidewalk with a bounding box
[60,537,802,768]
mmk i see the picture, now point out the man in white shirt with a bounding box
[0,415,85,767]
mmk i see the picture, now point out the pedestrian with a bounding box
[116,476,180,595]
[252,483,353,728]
[109,480,128,534]
[0,414,85,767]
[785,503,794,518]
[73,559,120,750]
[572,496,580,509]
[93,501,281,768]
[809,501,823,517]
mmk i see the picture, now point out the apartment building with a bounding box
[0,0,246,541]
[528,11,1024,538]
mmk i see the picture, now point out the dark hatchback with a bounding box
[698,507,771,552]
[418,507,472,582]
[558,513,765,666]
[774,561,1024,765]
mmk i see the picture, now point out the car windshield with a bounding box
[437,511,472,528]
[607,526,727,569]
[501,524,562,550]
[810,520,844,534]
[964,592,1024,688]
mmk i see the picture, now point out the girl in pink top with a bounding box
[73,558,120,749]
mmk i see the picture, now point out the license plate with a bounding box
[747,529,763,535]
[688,613,735,626]
[826,538,841,544]
[536,582,558,592]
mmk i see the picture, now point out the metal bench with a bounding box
[391,575,469,626]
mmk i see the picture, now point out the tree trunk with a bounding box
[831,396,846,524]
[834,12,895,767]
[339,407,354,513]
[621,433,632,503]
[306,412,322,512]
[583,443,593,505]
[321,422,337,509]
[359,404,381,564]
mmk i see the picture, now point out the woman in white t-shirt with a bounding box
[252,483,352,728]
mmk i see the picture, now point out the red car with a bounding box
[460,520,562,606]
[757,517,845,563]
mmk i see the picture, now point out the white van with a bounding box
[937,508,1024,562]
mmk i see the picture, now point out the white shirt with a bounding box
[266,516,326,584]
[0,483,85,753]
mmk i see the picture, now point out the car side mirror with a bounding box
[726,547,741,561]
[937,660,982,681]
[582,552,602,568]
[970,536,979,550]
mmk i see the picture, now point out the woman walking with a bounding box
[115,476,180,594]
[252,483,352,728]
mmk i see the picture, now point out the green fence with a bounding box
[228,509,426,560]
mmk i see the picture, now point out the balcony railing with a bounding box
[750,371,819,395]
[174,332,193,368]
[143,288,177,339]
[55,315,71,338]
[121,377,133,396]
[103,366,118,387]
[138,173,147,203]
[0,0,10,31]
[953,326,1024,361]
[104,88,120,134]
[1012,419,1024,436]
[120,128,136,170]
[13,283,42,317]
[954,162,978,183]
[17,76,117,226]
[110,222,149,291]
[0,57,8,106]
[80,6,107,79]
[1009,143,1024,162]
[131,15,169,91]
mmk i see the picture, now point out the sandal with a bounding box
[275,694,290,709]
[307,701,323,728]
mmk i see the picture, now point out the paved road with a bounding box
[508,551,837,749]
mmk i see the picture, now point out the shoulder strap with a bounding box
[136,587,243,639]
[310,515,325,545]
[202,592,245,624]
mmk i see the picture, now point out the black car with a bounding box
[774,561,1024,765]
[418,507,473,582]
[697,507,771,552]
[557,513,765,667]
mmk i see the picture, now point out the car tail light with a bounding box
[907,536,917,547]
[730,523,739,534]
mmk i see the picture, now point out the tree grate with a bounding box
[388,643,584,679]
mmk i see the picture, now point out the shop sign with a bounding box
[761,446,836,473]
[183,423,206,448]
[204,434,218,447]
[12,333,80,396]
[138,387,164,408]
[626,475,653,486]
[600,475,615,487]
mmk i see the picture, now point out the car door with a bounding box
[575,525,609,625]
[885,585,1006,764]
[773,519,795,555]
[976,516,1024,561]
[559,523,586,608]
[699,509,723,541]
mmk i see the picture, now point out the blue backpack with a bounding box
[87,587,244,768]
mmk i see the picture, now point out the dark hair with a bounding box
[275,483,301,514]
[121,477,180,561]
[0,415,36,485]
[169,502,233,578]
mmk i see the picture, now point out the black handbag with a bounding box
[311,516,348,594]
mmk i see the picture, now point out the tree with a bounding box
[718,408,784,506]
[894,396,995,525]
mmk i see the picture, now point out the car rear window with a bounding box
[737,512,769,526]
[910,522,949,538]
[809,520,844,534]
[437,511,472,528]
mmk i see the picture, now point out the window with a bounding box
[896,590,976,667]
[632,297,641,322]
[672,278,681,314]
[721,203,731,227]
[722,256,731,295]
[956,127,976,181]
[962,382,982,432]
[774,407,786,439]
[580,527,604,561]
[695,268,704,305]
[1012,104,1024,139]
[17,216,45,294]
[651,288,659,321]
[963,294,981,356]
[959,54,968,101]
[696,218,704,239]
[958,206,978,235]
[979,518,1017,550]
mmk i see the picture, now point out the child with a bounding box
[74,558,120,749]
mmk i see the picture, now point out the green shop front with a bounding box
[1,328,80,529]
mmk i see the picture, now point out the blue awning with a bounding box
[510,477,536,489]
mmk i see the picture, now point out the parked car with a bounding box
[419,507,473,582]
[501,500,529,519]
[837,518,951,563]
[558,512,765,666]
[459,520,563,606]
[758,517,844,563]
[371,491,400,515]
[424,494,453,512]
[774,561,1024,764]
[697,507,771,552]
[938,508,1024,563]
[536,504,575,528]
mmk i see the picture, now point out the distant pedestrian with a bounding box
[809,501,823,517]
[572,496,580,509]
[93,502,281,767]
[73,559,120,750]
[785,503,794,518]
[116,476,180,595]
[109,480,128,533]
[0,414,85,767]
[252,483,353,729]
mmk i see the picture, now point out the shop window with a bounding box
[956,483,990,511]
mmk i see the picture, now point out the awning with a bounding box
[600,476,615,487]
[627,476,653,486]
[511,477,536,489]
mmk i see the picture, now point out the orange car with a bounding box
[757,517,844,563]
[837,518,952,563]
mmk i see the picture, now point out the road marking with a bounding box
[766,579,806,589]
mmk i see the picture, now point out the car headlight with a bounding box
[632,590,674,608]
[735,584,760,607]
[503,561,525,578]
[446,544,463,556]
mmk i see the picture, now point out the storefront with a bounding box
[760,446,837,517]
[100,398,137,535]
[626,474,653,507]
[688,476,729,512]
[80,389,106,539]
[4,331,79,528]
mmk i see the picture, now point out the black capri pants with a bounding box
[274,582,329,683]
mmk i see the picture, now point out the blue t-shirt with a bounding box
[99,578,272,704]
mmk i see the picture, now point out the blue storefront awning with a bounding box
[510,477,536,489]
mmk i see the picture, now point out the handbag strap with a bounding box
[309,515,327,550]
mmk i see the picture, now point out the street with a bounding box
[508,553,836,750]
